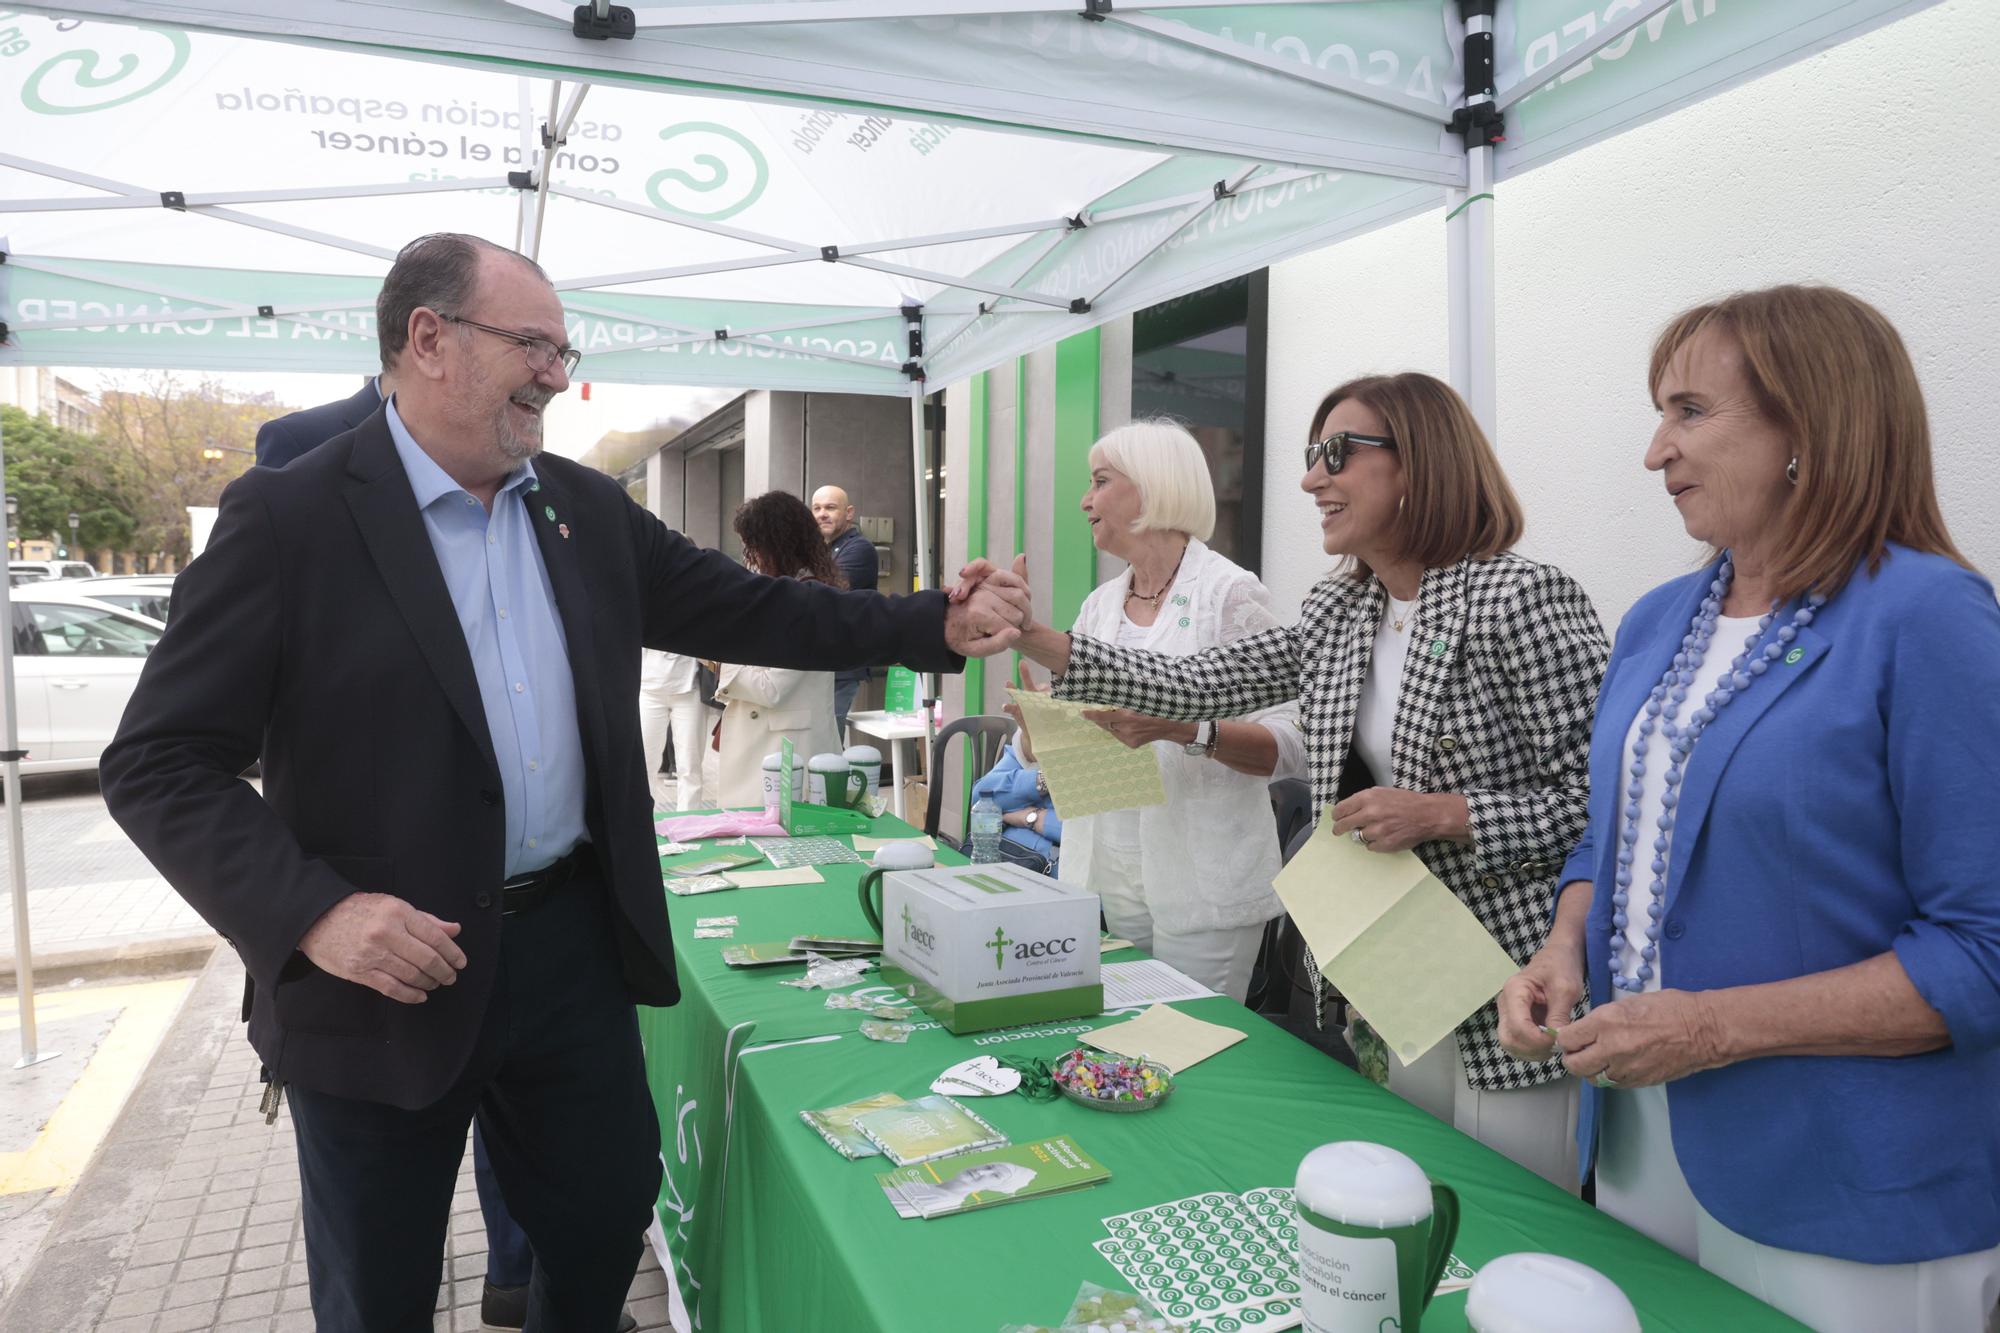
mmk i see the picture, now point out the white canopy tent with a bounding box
[0,0,1944,1101]
[1,1,1941,415]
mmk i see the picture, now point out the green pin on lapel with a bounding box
[529,481,541,493]
[1785,646,1805,665]
[544,505,557,522]
[1429,638,1448,659]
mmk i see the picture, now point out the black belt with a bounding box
[501,849,585,916]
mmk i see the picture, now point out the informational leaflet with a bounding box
[1007,689,1167,818]
[1272,815,1518,1065]
[1084,1004,1246,1073]
[878,1135,1110,1219]
[799,1091,906,1160]
[1100,958,1218,1008]
[853,1093,1007,1166]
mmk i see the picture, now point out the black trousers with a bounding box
[287,870,662,1333]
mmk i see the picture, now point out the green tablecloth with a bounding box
[639,820,1805,1333]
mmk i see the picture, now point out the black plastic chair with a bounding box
[923,714,1017,850]
[1268,777,1314,854]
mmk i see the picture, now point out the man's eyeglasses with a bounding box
[1304,430,1397,476]
[440,313,582,377]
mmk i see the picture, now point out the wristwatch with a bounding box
[1027,809,1042,832]
[1183,720,1214,757]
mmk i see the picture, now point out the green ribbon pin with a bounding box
[1429,638,1448,659]
[1785,646,1805,665]
[543,505,557,522]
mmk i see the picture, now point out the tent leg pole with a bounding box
[0,412,57,1071]
[1447,0,1499,442]
[1465,145,1496,440]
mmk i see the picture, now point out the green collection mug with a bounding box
[1294,1142,1460,1333]
[807,752,865,810]
[857,841,936,935]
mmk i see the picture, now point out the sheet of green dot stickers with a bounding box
[1238,1186,1478,1299]
[1092,1190,1302,1331]
[1008,687,1168,818]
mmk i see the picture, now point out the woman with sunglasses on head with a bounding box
[1010,373,1608,1188]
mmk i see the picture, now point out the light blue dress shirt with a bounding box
[385,397,586,877]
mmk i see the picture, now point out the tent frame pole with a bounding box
[0,410,57,1071]
[1447,0,1501,442]
[1497,0,1683,111]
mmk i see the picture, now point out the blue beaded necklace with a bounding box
[1609,555,1827,993]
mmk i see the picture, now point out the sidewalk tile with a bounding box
[177,1252,231,1281]
[128,1237,186,1268]
[182,1229,238,1260]
[234,1241,288,1272]
[157,1302,221,1331]
[162,1272,226,1307]
[191,1205,246,1234]
[114,1261,177,1295]
[100,1287,168,1319]
[217,1287,279,1321]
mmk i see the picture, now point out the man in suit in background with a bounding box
[104,232,1029,1332]
[254,375,383,468]
[811,483,880,736]
[253,372,591,1332]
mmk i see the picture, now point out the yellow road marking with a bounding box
[0,977,193,1195]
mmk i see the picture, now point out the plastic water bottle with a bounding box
[969,796,1004,863]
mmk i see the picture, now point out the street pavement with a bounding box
[0,771,214,974]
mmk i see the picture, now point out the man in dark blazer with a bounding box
[811,483,881,733]
[254,372,577,1332]
[253,374,382,468]
[102,232,1028,1332]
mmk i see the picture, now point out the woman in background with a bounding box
[710,492,846,807]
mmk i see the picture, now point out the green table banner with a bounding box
[643,818,1808,1333]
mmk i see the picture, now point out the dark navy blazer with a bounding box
[254,378,380,468]
[1563,544,2000,1262]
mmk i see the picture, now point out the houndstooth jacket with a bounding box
[1056,552,1608,1091]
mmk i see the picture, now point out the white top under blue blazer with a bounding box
[1562,544,2000,1264]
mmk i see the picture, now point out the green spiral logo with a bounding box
[22,26,191,115]
[646,121,769,221]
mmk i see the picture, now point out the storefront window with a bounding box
[1131,271,1267,574]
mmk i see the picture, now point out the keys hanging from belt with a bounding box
[260,1078,285,1125]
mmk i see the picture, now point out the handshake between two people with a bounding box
[942,553,1041,659]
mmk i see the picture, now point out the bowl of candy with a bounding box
[1052,1048,1174,1113]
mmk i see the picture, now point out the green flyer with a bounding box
[799,1091,908,1160]
[878,1136,1110,1219]
[852,1093,1006,1166]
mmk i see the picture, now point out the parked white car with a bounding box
[77,575,177,624]
[3,585,164,774]
[10,559,99,583]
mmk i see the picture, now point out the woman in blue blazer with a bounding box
[1498,285,2000,1331]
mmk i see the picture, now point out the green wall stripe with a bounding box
[1052,328,1101,632]
[964,372,989,727]
[1011,358,1028,688]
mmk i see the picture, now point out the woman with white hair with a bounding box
[1043,418,1304,1003]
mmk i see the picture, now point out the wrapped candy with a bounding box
[1051,1049,1172,1103]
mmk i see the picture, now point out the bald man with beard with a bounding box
[812,484,880,733]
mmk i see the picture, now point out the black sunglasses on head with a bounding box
[1304,430,1397,476]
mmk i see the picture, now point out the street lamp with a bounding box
[65,512,80,563]
[4,493,15,558]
